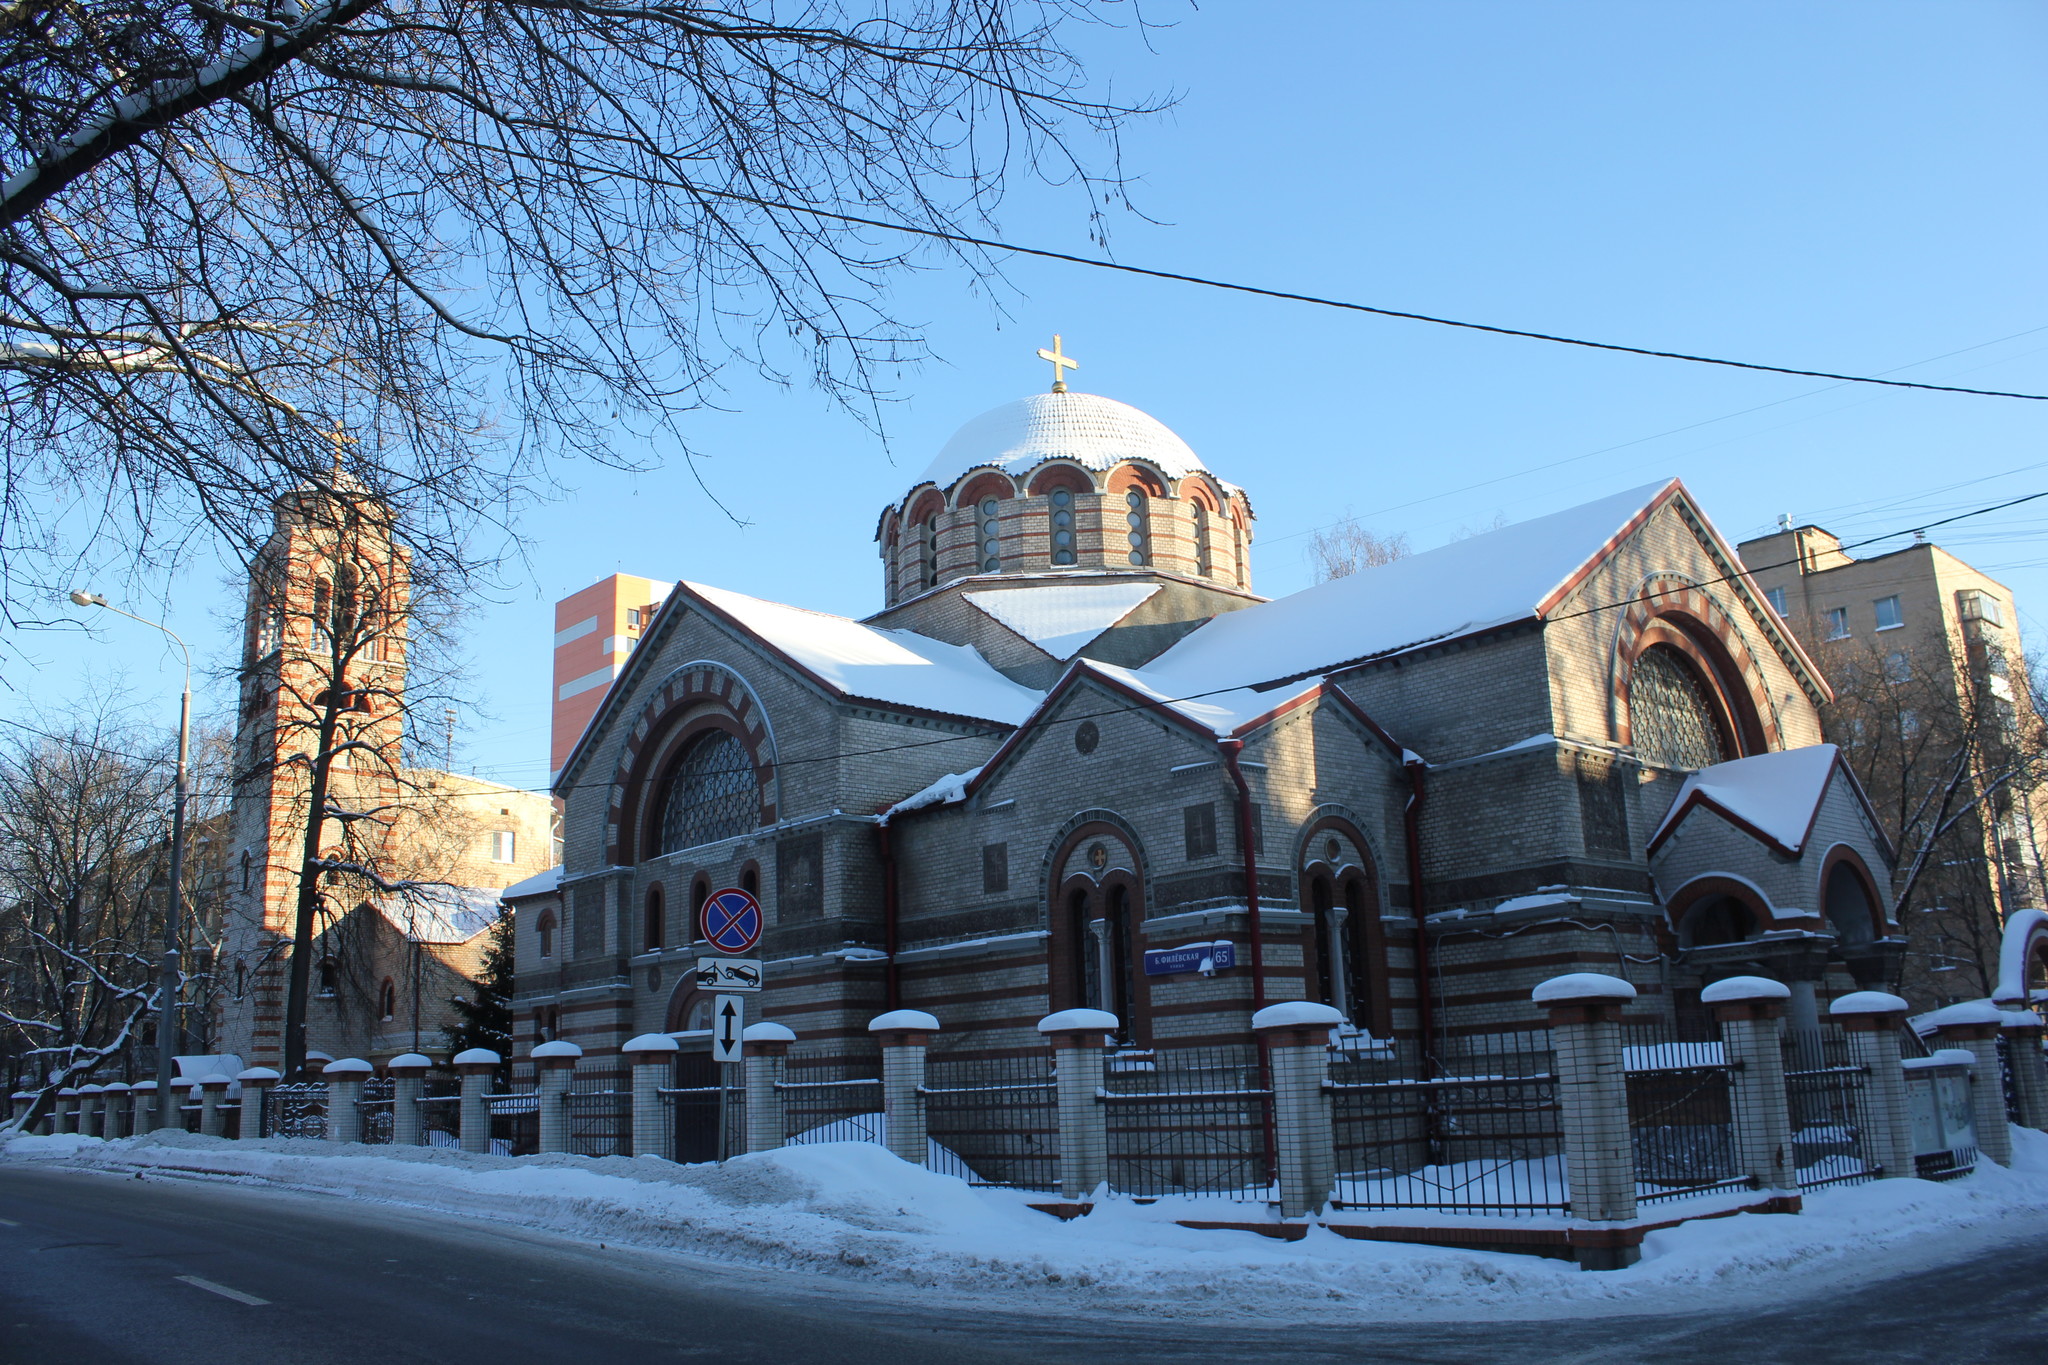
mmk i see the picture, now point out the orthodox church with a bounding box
[517,345,1901,1079]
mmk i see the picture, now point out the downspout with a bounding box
[1220,740,1266,1014]
[1403,756,1436,1071]
[877,818,901,1011]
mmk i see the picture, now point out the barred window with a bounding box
[1184,803,1217,859]
[1629,645,1727,771]
[982,842,1009,894]
[657,730,756,855]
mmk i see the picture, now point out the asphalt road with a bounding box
[2,1163,2046,1364]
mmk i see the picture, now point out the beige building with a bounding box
[1737,522,2044,1005]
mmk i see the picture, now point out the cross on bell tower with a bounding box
[1037,335,1078,393]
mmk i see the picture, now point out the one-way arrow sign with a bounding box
[711,993,745,1064]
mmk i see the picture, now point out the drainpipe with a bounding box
[1403,756,1437,1071]
[1220,740,1266,1014]
[877,819,901,1011]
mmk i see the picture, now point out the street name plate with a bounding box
[695,957,763,992]
[711,994,745,1064]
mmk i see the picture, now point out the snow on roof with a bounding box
[687,582,1039,726]
[1085,659,1321,737]
[500,865,562,901]
[1136,480,1677,697]
[379,884,501,945]
[1650,745,1841,854]
[881,767,983,823]
[962,582,1161,660]
[916,390,1206,492]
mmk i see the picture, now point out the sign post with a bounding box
[697,888,760,1164]
[712,993,745,1161]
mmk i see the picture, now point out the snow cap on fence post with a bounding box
[622,1035,677,1162]
[98,1082,129,1140]
[1254,1001,1343,1218]
[1703,978,1797,1190]
[198,1073,231,1138]
[1039,1011,1116,1204]
[742,1023,795,1156]
[1701,975,1790,1018]
[869,1011,936,1167]
[1828,991,1909,1028]
[236,1067,278,1141]
[387,1054,432,1148]
[9,1091,31,1127]
[323,1058,372,1145]
[1533,973,1638,1258]
[128,1079,156,1134]
[533,1041,580,1156]
[76,1084,104,1138]
[1827,992,1916,1178]
[453,1049,498,1155]
[1917,1001,2014,1166]
[1036,1008,1119,1046]
[623,1034,679,1060]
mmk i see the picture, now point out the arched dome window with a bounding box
[657,730,756,855]
[1192,501,1212,578]
[1630,644,1729,770]
[977,498,1001,572]
[918,515,940,589]
[1124,489,1151,566]
[1048,487,1076,566]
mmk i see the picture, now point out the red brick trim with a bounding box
[1610,573,1779,756]
[606,663,776,865]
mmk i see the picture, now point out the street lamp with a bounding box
[71,588,191,1126]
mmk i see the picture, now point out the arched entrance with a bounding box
[1299,818,1391,1038]
[1046,817,1148,1045]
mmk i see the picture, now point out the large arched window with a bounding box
[1824,861,1878,946]
[657,730,756,855]
[1629,644,1730,770]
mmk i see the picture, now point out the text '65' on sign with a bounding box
[699,887,762,955]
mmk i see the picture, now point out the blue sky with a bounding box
[13,1,2048,797]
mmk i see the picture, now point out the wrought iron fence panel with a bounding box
[1103,1045,1272,1200]
[780,1064,884,1147]
[921,1053,1058,1191]
[564,1086,630,1158]
[269,1082,327,1140]
[1328,1032,1565,1214]
[358,1076,396,1145]
[485,1092,539,1156]
[1783,1026,1877,1188]
[418,1078,461,1147]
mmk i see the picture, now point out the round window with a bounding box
[1054,529,1072,548]
[1052,509,1073,529]
[1075,721,1100,754]
[983,557,1000,572]
[1129,551,1147,566]
[1126,490,1143,508]
[1053,550,1075,565]
[983,539,998,557]
[1051,488,1072,507]
[1128,531,1145,548]
[980,498,999,516]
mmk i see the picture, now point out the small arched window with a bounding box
[643,884,665,953]
[1048,487,1076,566]
[317,957,338,996]
[1630,645,1730,770]
[234,960,247,999]
[1192,502,1212,578]
[657,730,757,855]
[378,978,397,1020]
[977,498,1002,572]
[536,911,556,960]
[691,877,710,936]
[240,850,252,893]
[1124,489,1151,567]
[740,864,759,898]
[1824,861,1878,947]
[919,515,940,589]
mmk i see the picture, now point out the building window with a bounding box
[656,730,757,855]
[741,863,760,898]
[317,957,338,997]
[490,830,516,863]
[978,498,1001,573]
[982,843,1009,894]
[775,838,823,920]
[1825,607,1850,639]
[627,608,642,628]
[537,911,555,959]
[1884,651,1912,684]
[1048,488,1076,566]
[1184,803,1218,859]
[378,978,397,1021]
[1124,489,1151,566]
[240,850,252,893]
[1764,586,1787,618]
[234,960,247,999]
[1629,645,1729,770]
[1240,802,1265,858]
[1960,590,2004,626]
[643,884,665,952]
[1874,595,1904,631]
[1900,709,1922,741]
[919,515,940,589]
[1193,502,1213,578]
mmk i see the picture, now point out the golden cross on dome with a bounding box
[1036,335,1078,393]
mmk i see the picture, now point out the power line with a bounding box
[703,187,2048,402]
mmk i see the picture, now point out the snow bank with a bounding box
[8,1128,2048,1324]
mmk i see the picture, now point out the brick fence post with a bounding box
[1253,1001,1343,1219]
[387,1053,431,1147]
[237,1068,278,1140]
[2000,1012,2048,1133]
[454,1048,500,1154]
[129,1081,156,1135]
[323,1059,372,1144]
[1702,975,1796,1191]
[77,1085,104,1137]
[533,1040,582,1155]
[99,1083,129,1140]
[54,1088,77,1134]
[743,1022,796,1155]
[8,1091,31,1130]
[198,1074,230,1137]
[1829,991,1914,1179]
[623,1033,679,1160]
[1535,973,1639,1267]
[1038,1009,1117,1203]
[1927,1002,2013,1167]
[869,1010,938,1166]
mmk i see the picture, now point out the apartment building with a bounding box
[551,574,673,784]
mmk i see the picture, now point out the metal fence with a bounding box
[485,1092,538,1156]
[1623,1026,1746,1203]
[922,1053,1058,1191]
[1328,1032,1565,1214]
[564,1080,631,1158]
[419,1079,461,1147]
[1782,1027,1878,1189]
[1103,1045,1272,1200]
[358,1077,396,1145]
[269,1082,327,1140]
[780,1065,884,1147]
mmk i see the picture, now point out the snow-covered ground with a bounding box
[8,1127,2048,1323]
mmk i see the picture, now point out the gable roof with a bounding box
[1647,744,1890,860]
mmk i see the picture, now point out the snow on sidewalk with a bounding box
[9,1128,2048,1322]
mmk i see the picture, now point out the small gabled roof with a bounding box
[1647,744,1889,860]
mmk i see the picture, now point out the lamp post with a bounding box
[70,589,190,1121]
